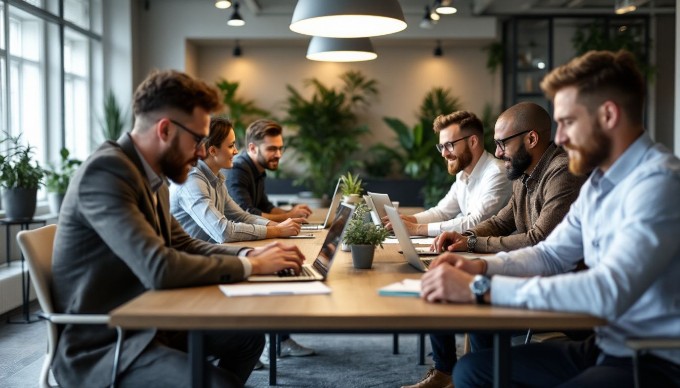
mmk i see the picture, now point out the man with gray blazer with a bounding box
[51,70,305,387]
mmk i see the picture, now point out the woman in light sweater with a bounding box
[170,117,302,242]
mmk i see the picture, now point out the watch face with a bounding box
[471,275,490,295]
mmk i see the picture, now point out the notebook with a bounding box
[385,205,440,273]
[301,178,342,231]
[248,203,355,282]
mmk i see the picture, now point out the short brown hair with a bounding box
[433,111,484,138]
[207,117,234,150]
[133,69,222,117]
[540,50,645,125]
[245,119,282,145]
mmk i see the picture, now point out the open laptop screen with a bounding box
[312,203,354,276]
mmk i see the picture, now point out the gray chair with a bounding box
[626,338,680,388]
[17,224,124,388]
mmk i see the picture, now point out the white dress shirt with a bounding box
[414,151,512,236]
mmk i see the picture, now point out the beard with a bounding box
[256,151,280,171]
[503,143,532,181]
[447,144,473,175]
[160,135,197,184]
[564,120,610,175]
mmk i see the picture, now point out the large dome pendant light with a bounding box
[306,37,377,62]
[290,0,407,38]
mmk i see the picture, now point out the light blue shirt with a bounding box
[487,133,680,364]
[170,160,270,243]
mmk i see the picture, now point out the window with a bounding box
[64,28,89,159]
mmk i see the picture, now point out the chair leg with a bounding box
[393,333,399,354]
[418,333,426,365]
[111,327,125,388]
[632,350,641,388]
[524,329,533,344]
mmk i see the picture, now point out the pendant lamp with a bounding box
[306,37,377,62]
[290,0,406,38]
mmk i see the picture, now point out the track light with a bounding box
[227,2,245,26]
[420,5,435,29]
[214,0,231,9]
[434,40,443,57]
[233,40,242,57]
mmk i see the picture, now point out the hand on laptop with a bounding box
[273,218,302,237]
[288,204,312,219]
[429,252,486,276]
[247,241,306,275]
[432,231,467,253]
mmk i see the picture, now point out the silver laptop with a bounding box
[248,203,355,282]
[367,191,392,220]
[385,205,439,272]
[301,178,342,231]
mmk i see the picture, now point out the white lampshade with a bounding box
[306,37,377,62]
[290,0,406,38]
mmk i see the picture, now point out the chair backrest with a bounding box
[17,224,57,316]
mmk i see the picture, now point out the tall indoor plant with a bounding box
[216,79,270,148]
[99,90,127,142]
[0,133,45,220]
[284,70,378,199]
[45,148,82,214]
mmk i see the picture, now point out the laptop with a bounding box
[385,205,440,272]
[301,179,342,231]
[248,203,355,282]
[366,191,393,220]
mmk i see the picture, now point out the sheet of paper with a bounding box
[378,279,421,297]
[219,281,331,297]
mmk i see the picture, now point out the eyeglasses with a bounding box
[494,130,531,151]
[435,135,472,153]
[169,119,209,150]
[261,145,286,154]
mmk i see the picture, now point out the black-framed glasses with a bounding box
[494,130,531,151]
[169,119,209,150]
[435,135,472,153]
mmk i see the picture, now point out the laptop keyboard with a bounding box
[277,266,316,278]
[422,259,432,268]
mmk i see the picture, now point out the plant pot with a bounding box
[2,187,38,221]
[342,194,363,206]
[351,244,375,269]
[48,192,66,215]
[341,242,350,252]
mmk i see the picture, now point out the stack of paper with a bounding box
[378,279,421,297]
[219,281,331,297]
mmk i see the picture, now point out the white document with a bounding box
[219,281,331,297]
[378,279,422,297]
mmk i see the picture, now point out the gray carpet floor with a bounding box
[0,303,466,388]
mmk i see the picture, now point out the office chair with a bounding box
[17,224,124,388]
[626,338,680,388]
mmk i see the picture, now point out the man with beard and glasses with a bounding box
[227,119,313,223]
[386,111,511,237]
[403,102,587,388]
[226,118,316,362]
[444,50,680,388]
[51,70,307,388]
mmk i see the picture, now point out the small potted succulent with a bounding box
[342,203,390,269]
[0,133,45,220]
[45,148,82,214]
[339,171,364,206]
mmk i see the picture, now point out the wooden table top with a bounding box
[110,211,605,332]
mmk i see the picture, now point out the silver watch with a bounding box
[469,275,491,304]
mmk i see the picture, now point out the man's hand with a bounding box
[420,263,475,304]
[430,252,487,275]
[288,204,312,219]
[274,218,302,237]
[432,231,467,253]
[247,242,305,274]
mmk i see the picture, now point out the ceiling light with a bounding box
[430,9,441,21]
[434,40,443,57]
[420,5,434,29]
[435,0,457,15]
[233,40,242,57]
[306,37,377,62]
[227,2,245,26]
[290,0,407,38]
[615,0,637,14]
[215,0,231,9]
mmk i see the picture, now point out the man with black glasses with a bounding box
[402,102,586,388]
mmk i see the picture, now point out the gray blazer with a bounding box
[51,133,247,387]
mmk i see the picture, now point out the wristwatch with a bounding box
[469,275,491,305]
[462,231,477,253]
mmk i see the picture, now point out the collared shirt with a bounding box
[414,151,512,236]
[170,160,270,243]
[470,143,587,253]
[226,151,276,216]
[487,133,680,364]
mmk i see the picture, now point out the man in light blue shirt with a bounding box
[421,50,680,387]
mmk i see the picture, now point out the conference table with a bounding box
[109,207,605,388]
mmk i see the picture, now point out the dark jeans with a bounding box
[453,335,680,388]
[429,331,525,374]
[119,330,264,388]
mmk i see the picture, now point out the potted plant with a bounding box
[339,171,364,205]
[99,90,127,142]
[342,204,390,269]
[45,148,82,214]
[0,133,45,220]
[216,79,270,148]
